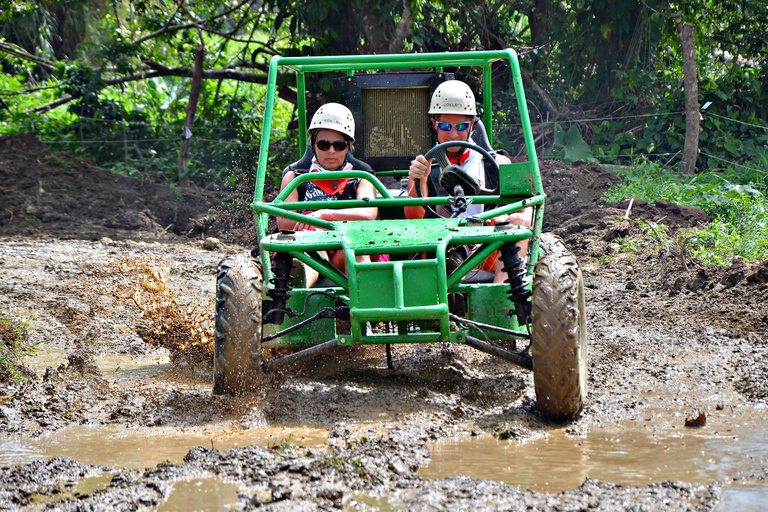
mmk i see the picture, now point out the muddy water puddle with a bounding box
[157,475,245,512]
[423,415,768,494]
[11,350,768,508]
[24,349,173,379]
[0,423,328,469]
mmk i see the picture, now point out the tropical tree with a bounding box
[0,0,765,183]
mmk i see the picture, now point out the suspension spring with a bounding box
[500,242,531,326]
[266,253,294,324]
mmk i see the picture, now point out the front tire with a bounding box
[531,233,587,419]
[213,252,263,395]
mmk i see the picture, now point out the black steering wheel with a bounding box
[424,140,499,197]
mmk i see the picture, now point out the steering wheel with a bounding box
[424,140,499,197]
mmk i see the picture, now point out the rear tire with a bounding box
[213,252,263,395]
[531,233,587,420]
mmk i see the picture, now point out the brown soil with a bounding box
[1,135,767,511]
[0,135,711,246]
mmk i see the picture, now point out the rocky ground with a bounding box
[1,134,767,511]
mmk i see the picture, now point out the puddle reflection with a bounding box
[714,486,768,512]
[24,349,174,380]
[157,475,242,512]
[422,426,768,492]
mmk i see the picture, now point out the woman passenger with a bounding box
[277,103,377,286]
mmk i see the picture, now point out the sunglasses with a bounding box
[315,139,349,151]
[436,121,471,132]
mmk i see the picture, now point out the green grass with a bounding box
[0,314,37,383]
[690,195,768,265]
[604,161,768,265]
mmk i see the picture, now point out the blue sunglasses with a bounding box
[436,121,471,132]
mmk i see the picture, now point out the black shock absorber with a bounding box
[266,252,294,324]
[500,242,532,326]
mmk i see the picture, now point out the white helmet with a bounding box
[308,102,355,141]
[429,80,477,115]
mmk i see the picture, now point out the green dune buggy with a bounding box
[213,49,587,420]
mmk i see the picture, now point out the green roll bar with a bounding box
[252,49,542,282]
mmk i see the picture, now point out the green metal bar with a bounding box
[260,235,343,253]
[527,202,546,277]
[346,245,364,341]
[258,194,544,214]
[275,49,515,68]
[256,56,282,279]
[351,304,448,321]
[293,61,491,73]
[449,228,531,246]
[355,259,437,269]
[254,202,334,231]
[435,241,449,305]
[297,71,307,154]
[291,251,348,288]
[505,49,543,197]
[435,241,451,339]
[351,244,460,256]
[451,227,532,250]
[471,194,546,220]
[393,262,405,308]
[446,241,505,289]
[483,64,493,147]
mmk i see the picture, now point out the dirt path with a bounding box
[1,136,767,510]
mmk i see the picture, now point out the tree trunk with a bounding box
[676,19,699,175]
[177,45,205,188]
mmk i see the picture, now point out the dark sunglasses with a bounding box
[315,139,349,151]
[436,121,471,132]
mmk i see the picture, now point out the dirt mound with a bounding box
[0,135,221,241]
[0,134,720,249]
[540,159,712,236]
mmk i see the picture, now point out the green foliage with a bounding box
[0,314,36,383]
[615,235,637,253]
[690,195,768,265]
[551,123,598,164]
[0,0,766,197]
[604,160,768,264]
[604,160,764,217]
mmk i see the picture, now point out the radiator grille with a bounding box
[362,87,431,158]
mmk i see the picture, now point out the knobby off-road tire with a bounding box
[531,232,587,420]
[213,252,263,395]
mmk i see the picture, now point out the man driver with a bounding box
[404,80,533,283]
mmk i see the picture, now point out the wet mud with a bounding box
[1,136,768,510]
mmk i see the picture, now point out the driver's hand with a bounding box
[294,210,329,231]
[408,155,432,181]
[485,214,510,226]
